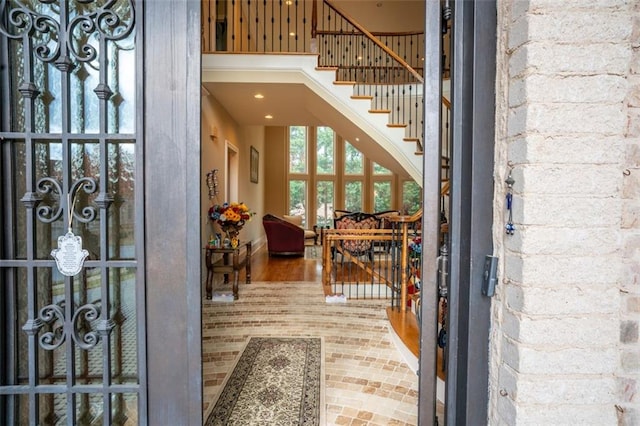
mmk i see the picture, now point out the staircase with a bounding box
[200,0,438,183]
[202,53,423,181]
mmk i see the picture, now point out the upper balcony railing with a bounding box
[202,0,426,140]
[203,0,425,74]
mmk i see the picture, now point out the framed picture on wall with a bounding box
[250,146,259,183]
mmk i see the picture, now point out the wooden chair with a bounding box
[333,212,381,262]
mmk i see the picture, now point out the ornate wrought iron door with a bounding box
[0,1,145,424]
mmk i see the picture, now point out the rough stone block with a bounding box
[626,107,640,137]
[526,11,631,43]
[517,403,617,425]
[622,169,640,198]
[505,285,619,316]
[511,43,630,77]
[527,0,632,10]
[504,252,621,287]
[621,321,639,343]
[621,260,640,293]
[508,77,526,108]
[617,377,637,403]
[502,311,618,346]
[626,84,640,108]
[516,376,616,405]
[507,104,527,138]
[622,350,640,373]
[626,142,640,167]
[507,135,624,165]
[525,103,625,135]
[504,226,619,256]
[623,232,640,257]
[622,202,640,229]
[507,15,529,52]
[517,75,627,104]
[616,406,639,426]
[517,164,620,196]
[519,195,620,228]
[495,390,517,425]
[524,346,618,375]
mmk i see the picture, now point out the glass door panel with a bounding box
[0,1,144,424]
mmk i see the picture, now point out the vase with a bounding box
[225,228,239,239]
[224,227,241,248]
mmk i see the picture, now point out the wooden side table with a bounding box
[204,241,252,300]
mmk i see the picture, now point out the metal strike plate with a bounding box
[482,255,498,297]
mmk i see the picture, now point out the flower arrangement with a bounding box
[208,202,254,242]
[408,236,422,258]
[407,235,422,298]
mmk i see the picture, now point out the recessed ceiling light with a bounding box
[289,32,296,37]
[285,0,292,5]
[265,114,273,119]
[355,137,360,142]
[254,93,264,99]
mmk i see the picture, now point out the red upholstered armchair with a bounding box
[262,214,305,256]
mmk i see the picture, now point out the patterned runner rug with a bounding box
[205,337,324,426]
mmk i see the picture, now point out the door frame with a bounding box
[140,0,497,423]
[143,1,203,424]
[442,0,497,424]
[419,0,497,424]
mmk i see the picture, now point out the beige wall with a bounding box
[201,91,266,283]
[264,126,288,215]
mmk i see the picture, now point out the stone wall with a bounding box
[621,1,640,423]
[490,0,638,424]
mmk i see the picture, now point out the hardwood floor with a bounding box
[250,244,322,281]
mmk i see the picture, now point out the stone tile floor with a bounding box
[202,281,420,425]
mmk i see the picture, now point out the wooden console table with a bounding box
[204,241,252,300]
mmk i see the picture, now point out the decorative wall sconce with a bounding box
[210,125,218,142]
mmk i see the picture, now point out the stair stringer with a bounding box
[202,53,422,182]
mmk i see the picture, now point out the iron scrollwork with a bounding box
[37,303,66,350]
[25,301,113,351]
[34,176,97,224]
[0,0,135,65]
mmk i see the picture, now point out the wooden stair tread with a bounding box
[316,66,339,71]
[386,307,446,381]
[387,123,408,128]
[351,95,374,100]
[403,137,420,142]
[387,307,419,357]
[369,109,391,114]
[334,80,357,85]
